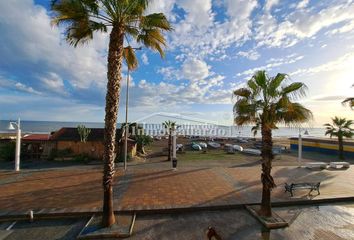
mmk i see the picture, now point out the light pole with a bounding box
[124,47,142,171]
[8,118,21,171]
[298,128,309,167]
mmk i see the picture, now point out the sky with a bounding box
[0,0,353,127]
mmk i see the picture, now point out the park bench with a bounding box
[329,162,350,169]
[284,182,321,197]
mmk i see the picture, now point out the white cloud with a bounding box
[168,0,258,60]
[237,49,260,60]
[182,58,210,81]
[296,0,309,9]
[290,52,354,77]
[141,53,149,65]
[237,54,304,77]
[0,0,108,91]
[0,75,42,95]
[328,20,354,35]
[256,1,354,48]
[224,0,258,20]
[157,67,181,81]
[39,72,66,94]
[14,82,41,95]
[138,57,228,106]
[145,0,177,21]
[264,0,280,12]
[178,0,214,28]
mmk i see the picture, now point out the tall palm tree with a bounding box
[163,120,176,161]
[51,0,172,227]
[324,117,353,159]
[233,70,312,217]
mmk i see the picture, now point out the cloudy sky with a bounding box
[0,0,353,126]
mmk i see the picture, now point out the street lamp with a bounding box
[298,128,309,167]
[8,118,21,171]
[124,47,142,171]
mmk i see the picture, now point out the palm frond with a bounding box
[137,28,167,57]
[123,46,138,71]
[51,0,107,46]
[268,73,287,97]
[233,88,251,99]
[247,79,259,93]
[342,97,354,109]
[234,115,255,126]
[123,0,148,16]
[139,13,173,31]
[281,82,307,99]
[252,70,267,89]
[276,102,313,125]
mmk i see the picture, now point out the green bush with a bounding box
[49,148,73,160]
[73,153,92,164]
[115,153,131,163]
[48,148,57,161]
[57,148,73,156]
[0,142,16,161]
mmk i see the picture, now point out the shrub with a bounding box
[73,153,92,164]
[0,142,16,161]
[49,148,73,160]
[48,148,58,161]
[115,153,131,163]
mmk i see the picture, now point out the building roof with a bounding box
[49,127,133,142]
[23,134,51,141]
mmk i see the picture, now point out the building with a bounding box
[49,127,137,160]
[22,134,53,160]
[290,137,354,158]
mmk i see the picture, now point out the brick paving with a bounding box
[1,165,354,215]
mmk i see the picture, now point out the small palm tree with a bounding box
[324,117,353,159]
[163,121,176,161]
[51,0,172,227]
[233,70,312,217]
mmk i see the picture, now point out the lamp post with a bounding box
[8,118,21,171]
[298,128,309,167]
[124,47,142,171]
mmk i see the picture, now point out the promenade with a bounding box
[1,164,353,215]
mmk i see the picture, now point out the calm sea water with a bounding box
[0,120,327,138]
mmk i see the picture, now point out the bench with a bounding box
[305,162,327,169]
[284,182,321,197]
[329,162,350,169]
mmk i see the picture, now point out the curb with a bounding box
[1,196,354,222]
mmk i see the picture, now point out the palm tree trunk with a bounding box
[259,125,276,217]
[338,136,344,160]
[102,25,124,228]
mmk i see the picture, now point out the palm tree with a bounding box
[163,120,176,161]
[51,0,172,227]
[233,70,312,217]
[324,117,353,159]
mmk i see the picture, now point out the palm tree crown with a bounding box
[233,70,312,129]
[51,0,172,69]
[324,117,353,139]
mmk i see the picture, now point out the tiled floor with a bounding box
[1,164,354,215]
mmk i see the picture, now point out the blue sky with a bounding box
[0,0,353,126]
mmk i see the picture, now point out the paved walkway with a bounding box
[1,165,354,215]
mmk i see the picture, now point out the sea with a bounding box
[0,120,328,138]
